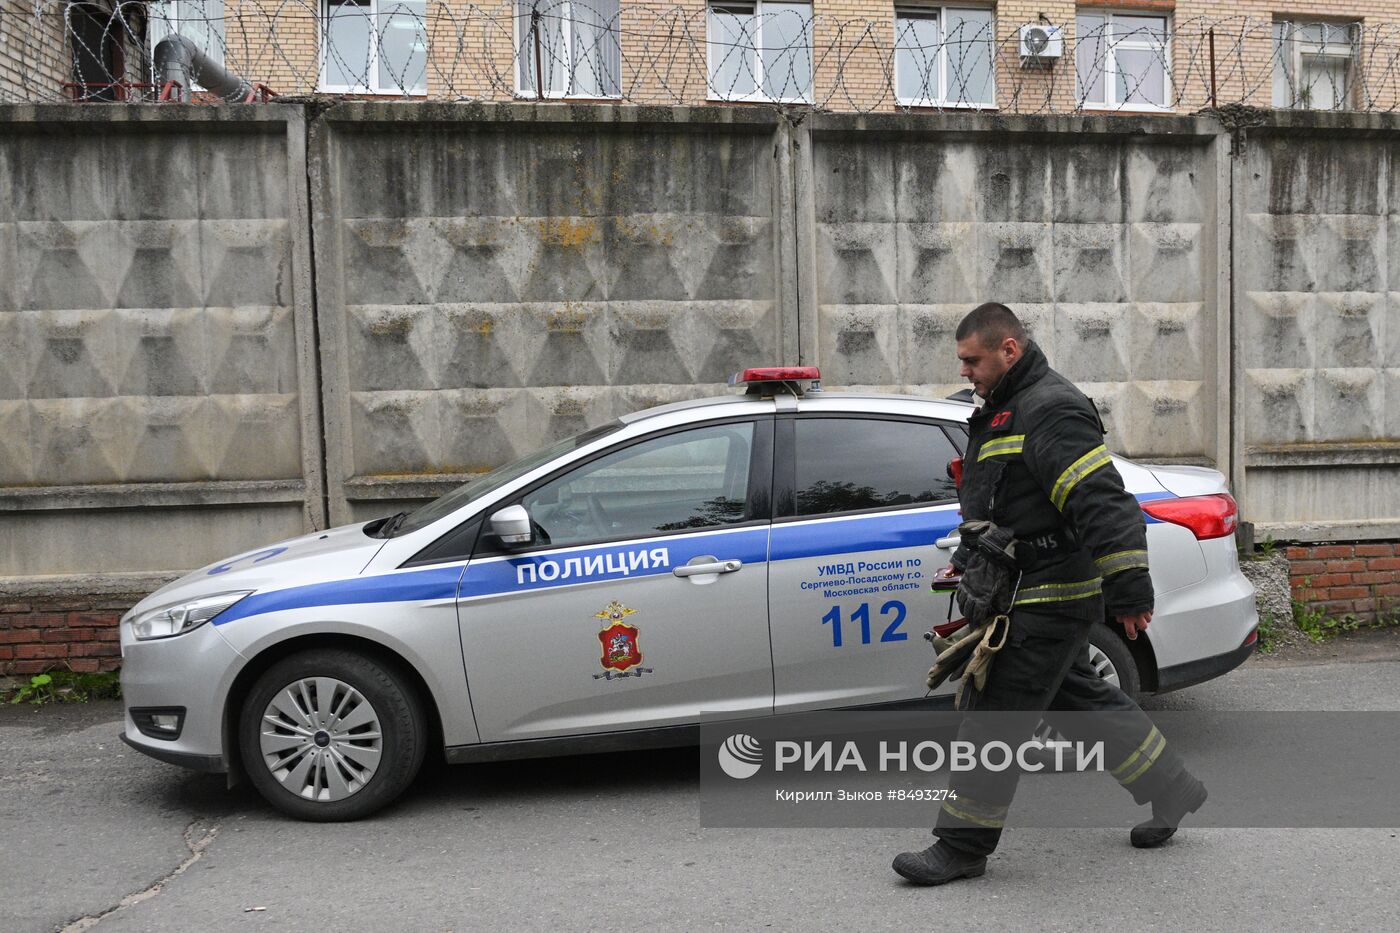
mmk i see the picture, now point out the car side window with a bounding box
[521,422,756,549]
[793,418,960,517]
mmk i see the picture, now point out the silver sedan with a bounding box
[119,370,1257,819]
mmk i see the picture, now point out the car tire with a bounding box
[1086,621,1141,698]
[238,649,427,822]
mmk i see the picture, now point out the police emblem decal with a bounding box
[593,601,653,680]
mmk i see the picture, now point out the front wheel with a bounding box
[238,649,427,821]
[1086,621,1141,697]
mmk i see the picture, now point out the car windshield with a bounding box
[388,421,624,537]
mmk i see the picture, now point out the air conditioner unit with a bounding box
[1019,24,1063,64]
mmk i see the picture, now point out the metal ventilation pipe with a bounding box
[153,33,254,103]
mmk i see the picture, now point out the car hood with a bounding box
[126,523,386,618]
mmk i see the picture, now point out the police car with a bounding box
[119,368,1258,820]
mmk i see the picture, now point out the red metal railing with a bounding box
[62,80,276,103]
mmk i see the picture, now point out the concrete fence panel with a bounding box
[1233,114,1400,542]
[0,105,323,583]
[799,113,1231,469]
[307,103,797,526]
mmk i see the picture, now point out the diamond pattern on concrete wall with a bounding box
[978,223,1053,303]
[1,129,304,488]
[1054,225,1128,303]
[1239,138,1396,449]
[1056,304,1131,383]
[898,224,978,304]
[327,123,783,484]
[812,134,1216,461]
[1127,303,1206,382]
[1130,223,1204,303]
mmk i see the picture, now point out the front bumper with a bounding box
[119,733,225,772]
[120,617,242,773]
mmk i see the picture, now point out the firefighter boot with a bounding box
[892,841,988,886]
[1130,773,1208,848]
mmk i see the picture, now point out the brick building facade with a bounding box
[1,0,71,100]
[6,1,1400,108]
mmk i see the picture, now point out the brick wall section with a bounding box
[1,0,71,101]
[0,597,137,677]
[1288,543,1400,621]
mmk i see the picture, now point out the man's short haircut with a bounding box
[955,302,1027,348]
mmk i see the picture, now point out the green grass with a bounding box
[1289,592,1400,645]
[2,670,121,705]
[1256,610,1279,653]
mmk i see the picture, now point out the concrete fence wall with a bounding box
[1231,115,1400,543]
[307,104,797,526]
[798,114,1228,472]
[1,102,1398,597]
[0,106,323,590]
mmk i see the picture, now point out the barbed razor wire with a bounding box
[4,3,1400,113]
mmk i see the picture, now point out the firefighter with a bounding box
[892,303,1208,886]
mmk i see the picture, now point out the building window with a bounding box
[515,0,621,98]
[894,6,994,107]
[321,0,427,95]
[1075,10,1169,110]
[706,0,813,103]
[148,0,226,86]
[1273,21,1357,110]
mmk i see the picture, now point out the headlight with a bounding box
[129,591,254,641]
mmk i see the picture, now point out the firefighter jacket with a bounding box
[952,340,1154,620]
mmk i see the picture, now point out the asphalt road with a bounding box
[4,658,1400,933]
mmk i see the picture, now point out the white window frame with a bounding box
[319,0,428,96]
[147,0,226,91]
[1273,20,1358,111]
[705,0,814,105]
[1074,10,1171,113]
[513,0,623,100]
[893,5,996,109]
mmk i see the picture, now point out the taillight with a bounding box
[1141,493,1238,540]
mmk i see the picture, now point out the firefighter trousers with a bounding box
[933,605,1194,857]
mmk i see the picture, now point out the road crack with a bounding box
[59,821,220,932]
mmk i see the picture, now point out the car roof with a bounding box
[619,390,977,426]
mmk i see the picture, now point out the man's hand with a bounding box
[1116,610,1153,640]
[931,565,962,592]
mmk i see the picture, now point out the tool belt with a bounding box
[926,520,1023,708]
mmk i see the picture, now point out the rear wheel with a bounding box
[238,650,426,821]
[1086,621,1141,697]
[1032,623,1144,752]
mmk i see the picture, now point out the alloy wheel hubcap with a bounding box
[259,677,382,802]
[1087,643,1120,687]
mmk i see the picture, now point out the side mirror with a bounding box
[490,505,533,546]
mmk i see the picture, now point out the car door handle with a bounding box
[673,559,743,577]
[936,535,961,549]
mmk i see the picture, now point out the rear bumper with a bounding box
[1155,634,1256,694]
